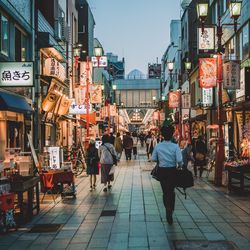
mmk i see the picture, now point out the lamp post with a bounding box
[197,0,242,186]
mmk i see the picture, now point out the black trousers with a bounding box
[159,167,176,212]
[125,148,132,160]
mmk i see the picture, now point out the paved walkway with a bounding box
[1,148,250,250]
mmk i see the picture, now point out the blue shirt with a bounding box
[151,141,183,168]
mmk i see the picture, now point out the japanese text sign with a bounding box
[223,61,240,89]
[199,58,217,88]
[80,61,93,85]
[44,58,66,83]
[202,88,213,106]
[91,56,108,67]
[69,99,92,114]
[90,84,102,104]
[0,62,33,86]
[198,28,215,51]
[168,91,180,108]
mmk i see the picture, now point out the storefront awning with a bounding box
[0,90,34,114]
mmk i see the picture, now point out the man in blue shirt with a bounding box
[151,125,183,225]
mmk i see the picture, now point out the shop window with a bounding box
[15,28,28,61]
[0,14,9,56]
[242,23,249,61]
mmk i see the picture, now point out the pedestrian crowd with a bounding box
[84,126,209,225]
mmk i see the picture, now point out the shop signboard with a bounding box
[44,58,66,82]
[168,91,180,108]
[182,93,191,109]
[74,86,86,106]
[90,84,102,104]
[236,67,250,102]
[91,56,108,67]
[57,95,72,116]
[69,99,92,114]
[199,58,217,88]
[198,27,215,51]
[48,147,60,169]
[80,61,93,85]
[0,62,33,86]
[223,61,240,89]
[202,88,213,106]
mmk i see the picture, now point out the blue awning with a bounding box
[0,90,34,114]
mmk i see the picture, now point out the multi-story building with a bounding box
[0,0,35,159]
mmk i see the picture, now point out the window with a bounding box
[0,14,9,56]
[15,28,28,61]
[242,23,249,60]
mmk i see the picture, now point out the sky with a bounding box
[87,0,181,75]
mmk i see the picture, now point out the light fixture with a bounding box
[168,62,174,72]
[152,96,156,101]
[161,96,166,101]
[229,1,242,19]
[184,61,192,71]
[196,3,209,20]
[112,84,117,90]
[94,46,103,57]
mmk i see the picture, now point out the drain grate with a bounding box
[100,210,116,217]
[173,240,238,250]
[29,224,63,233]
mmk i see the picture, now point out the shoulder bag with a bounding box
[151,161,161,181]
[104,145,117,166]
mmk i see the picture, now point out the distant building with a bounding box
[148,63,161,79]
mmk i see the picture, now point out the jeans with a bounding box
[159,167,176,212]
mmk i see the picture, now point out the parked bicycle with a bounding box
[63,143,86,176]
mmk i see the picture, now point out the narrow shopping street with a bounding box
[0,148,249,250]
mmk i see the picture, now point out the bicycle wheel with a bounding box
[72,159,84,177]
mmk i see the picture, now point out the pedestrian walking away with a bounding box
[132,131,138,159]
[123,132,133,160]
[86,139,100,191]
[114,132,123,161]
[98,134,117,192]
[192,136,207,177]
[151,125,183,225]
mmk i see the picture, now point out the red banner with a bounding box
[168,91,180,108]
[199,58,217,88]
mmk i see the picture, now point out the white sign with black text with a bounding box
[198,27,215,51]
[0,62,33,86]
[223,61,240,89]
[202,88,213,106]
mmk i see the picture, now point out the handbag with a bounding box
[175,168,194,199]
[151,162,161,181]
[104,145,117,165]
[195,152,205,161]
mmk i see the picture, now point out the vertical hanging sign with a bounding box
[199,58,217,88]
[223,61,240,89]
[80,61,93,86]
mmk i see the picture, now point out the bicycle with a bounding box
[63,144,86,177]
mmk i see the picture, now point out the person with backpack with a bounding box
[98,134,117,192]
[151,125,183,225]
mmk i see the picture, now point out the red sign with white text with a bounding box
[199,58,217,88]
[168,91,180,108]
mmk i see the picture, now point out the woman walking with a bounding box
[98,134,117,192]
[151,125,183,225]
[192,136,207,177]
[86,139,99,191]
[114,132,123,161]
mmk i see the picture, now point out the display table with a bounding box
[10,176,40,224]
[40,170,75,200]
[225,164,250,193]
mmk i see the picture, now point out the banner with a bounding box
[168,91,180,108]
[202,88,213,106]
[57,95,72,116]
[198,27,215,51]
[92,56,108,67]
[199,58,217,88]
[80,61,92,86]
[74,86,86,105]
[42,91,60,112]
[182,93,191,109]
[223,61,240,89]
[90,84,102,104]
[44,58,66,82]
[69,99,92,114]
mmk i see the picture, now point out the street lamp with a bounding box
[197,2,209,33]
[94,46,103,67]
[184,61,192,72]
[197,0,242,186]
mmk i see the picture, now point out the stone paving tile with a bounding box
[129,237,149,248]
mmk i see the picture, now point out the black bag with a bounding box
[104,145,117,166]
[151,162,160,181]
[175,168,194,199]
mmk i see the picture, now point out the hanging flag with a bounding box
[74,86,86,105]
[90,84,102,104]
[168,91,180,108]
[80,61,92,86]
[199,58,217,88]
[57,95,72,116]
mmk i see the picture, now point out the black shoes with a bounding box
[108,184,112,189]
[166,210,173,225]
[103,187,107,192]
